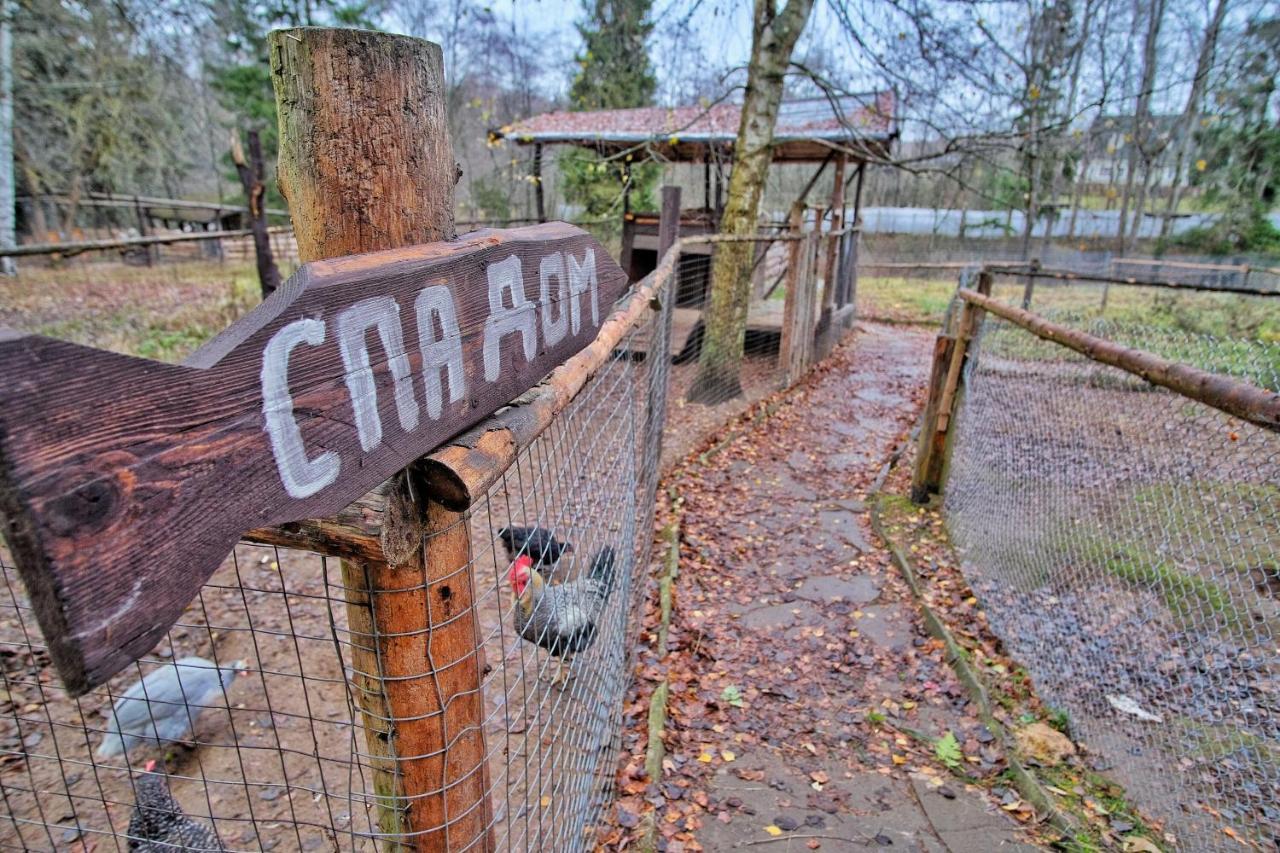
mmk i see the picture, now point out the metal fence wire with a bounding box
[944,313,1280,851]
[0,229,847,850]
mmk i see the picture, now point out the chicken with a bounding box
[97,657,247,761]
[498,525,574,572]
[128,760,225,851]
[508,546,616,685]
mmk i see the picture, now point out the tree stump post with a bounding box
[270,28,492,851]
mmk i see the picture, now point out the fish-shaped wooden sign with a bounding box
[0,222,629,695]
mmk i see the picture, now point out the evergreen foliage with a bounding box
[560,0,659,224]
[1182,18,1280,254]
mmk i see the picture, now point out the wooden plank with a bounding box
[0,221,628,695]
[910,333,957,503]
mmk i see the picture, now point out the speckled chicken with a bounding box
[97,657,246,760]
[508,546,616,683]
[128,760,224,851]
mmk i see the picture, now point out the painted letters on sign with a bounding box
[0,223,629,695]
[260,245,601,498]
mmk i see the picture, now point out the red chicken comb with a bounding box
[144,759,157,772]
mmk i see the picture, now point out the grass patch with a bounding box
[1,261,266,362]
[859,271,1280,347]
[1076,537,1258,637]
[1171,717,1280,771]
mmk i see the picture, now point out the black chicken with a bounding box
[128,761,224,851]
[498,525,574,572]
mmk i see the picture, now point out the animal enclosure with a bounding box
[0,214,852,850]
[924,271,1280,851]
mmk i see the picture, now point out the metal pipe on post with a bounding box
[269,27,492,851]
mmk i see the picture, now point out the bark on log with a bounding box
[270,27,457,260]
[959,288,1280,433]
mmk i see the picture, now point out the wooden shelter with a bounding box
[491,93,896,352]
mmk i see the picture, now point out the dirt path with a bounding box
[611,323,1044,852]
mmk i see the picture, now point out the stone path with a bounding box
[665,323,1043,852]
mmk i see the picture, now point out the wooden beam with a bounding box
[0,227,279,259]
[958,285,1280,433]
[985,265,1280,298]
[270,27,487,850]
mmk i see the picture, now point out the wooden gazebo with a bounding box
[492,93,896,354]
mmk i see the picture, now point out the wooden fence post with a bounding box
[910,332,957,503]
[912,270,993,502]
[231,129,281,299]
[270,28,492,851]
[823,154,847,302]
[133,195,153,266]
[781,206,818,385]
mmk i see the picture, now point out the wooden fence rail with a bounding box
[912,266,1280,503]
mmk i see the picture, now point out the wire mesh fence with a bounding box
[944,310,1280,851]
[0,227,853,850]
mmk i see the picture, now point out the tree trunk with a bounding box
[1160,0,1229,238]
[231,129,282,299]
[1118,0,1165,252]
[687,0,814,403]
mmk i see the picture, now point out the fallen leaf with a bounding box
[764,825,783,836]
[1121,835,1163,852]
[698,753,713,763]
[721,751,736,762]
[1015,722,1076,766]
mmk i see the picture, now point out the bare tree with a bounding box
[687,0,814,403]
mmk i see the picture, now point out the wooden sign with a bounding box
[0,222,629,695]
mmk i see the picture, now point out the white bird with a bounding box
[97,657,247,760]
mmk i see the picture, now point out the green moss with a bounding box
[1099,545,1250,633]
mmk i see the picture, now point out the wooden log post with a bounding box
[532,143,546,223]
[640,186,681,521]
[231,128,282,299]
[133,195,153,266]
[910,333,957,503]
[269,28,492,851]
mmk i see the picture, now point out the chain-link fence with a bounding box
[0,225,855,850]
[944,308,1280,851]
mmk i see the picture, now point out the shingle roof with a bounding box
[492,93,895,162]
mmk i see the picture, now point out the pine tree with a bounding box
[560,0,659,224]
[569,0,656,111]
